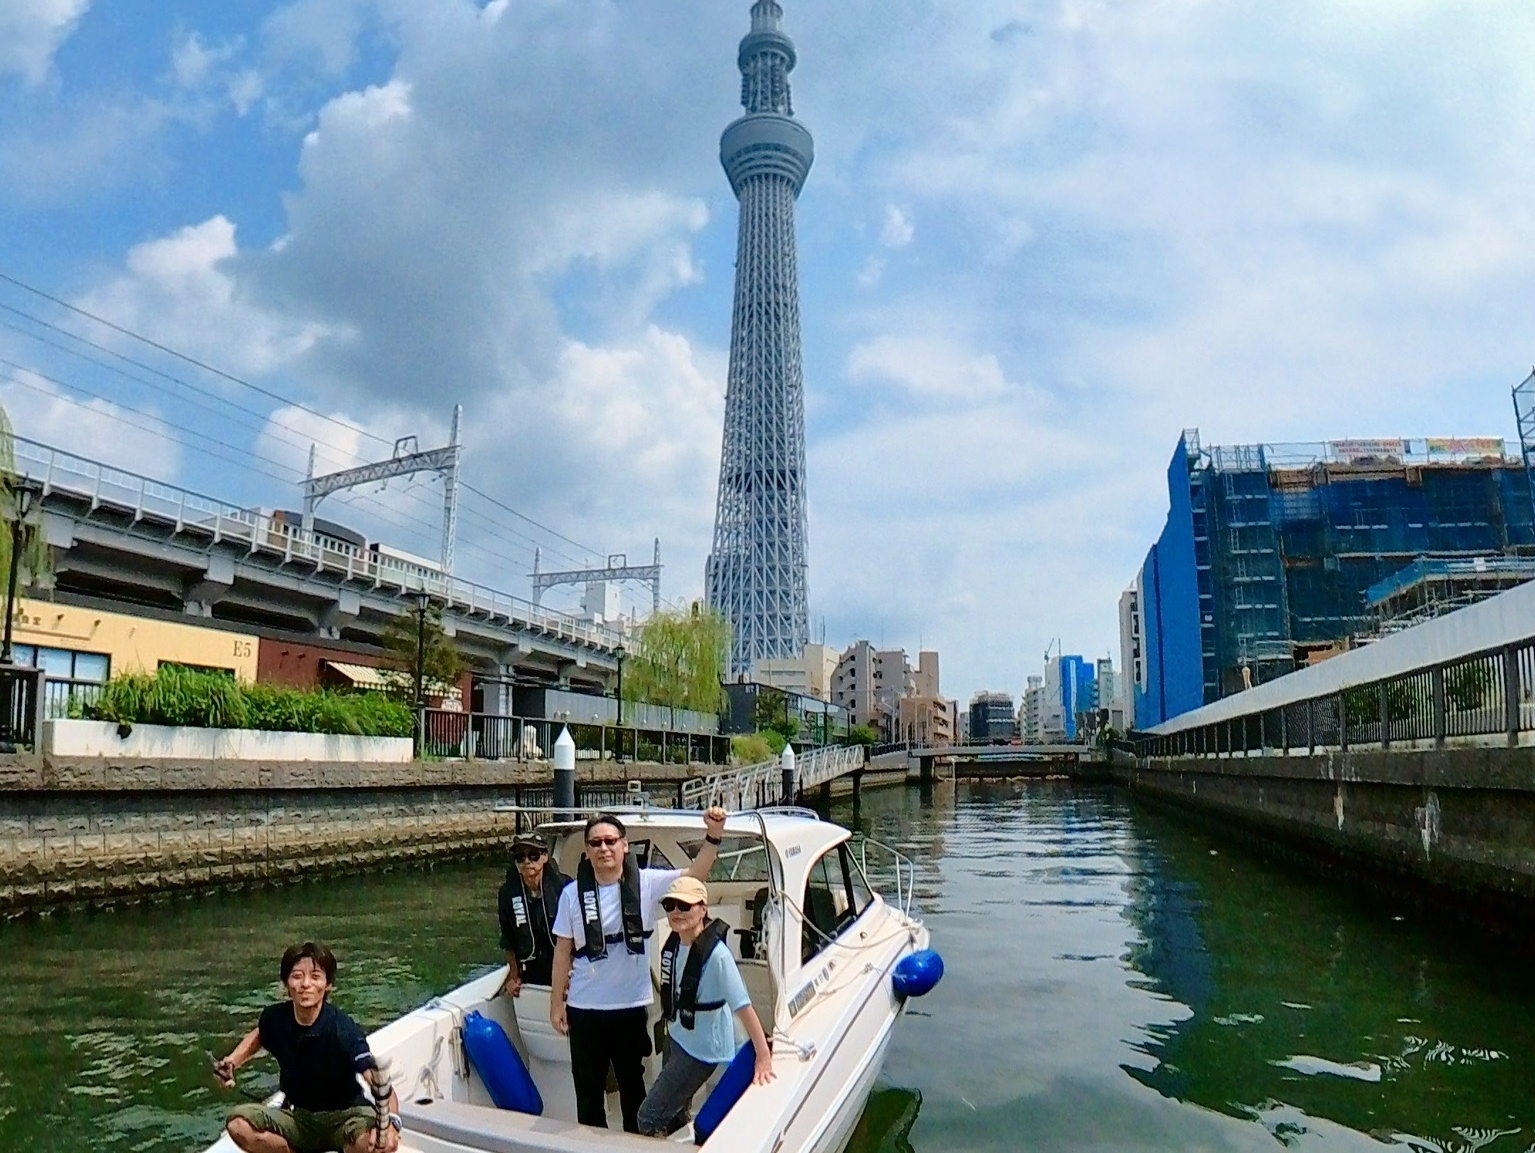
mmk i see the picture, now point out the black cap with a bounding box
[511,831,549,852]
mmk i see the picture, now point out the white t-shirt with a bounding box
[553,867,681,1010]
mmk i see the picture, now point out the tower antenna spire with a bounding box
[705,0,815,678]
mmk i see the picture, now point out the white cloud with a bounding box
[0,0,90,85]
[171,32,264,116]
[0,366,182,479]
[21,0,1535,699]
[847,337,1019,404]
[76,216,336,378]
[880,205,914,249]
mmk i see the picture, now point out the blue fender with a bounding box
[892,949,944,999]
[694,1042,755,1145]
[461,1010,544,1115]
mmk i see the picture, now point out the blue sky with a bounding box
[2,0,1534,705]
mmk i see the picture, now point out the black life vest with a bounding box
[574,855,649,961]
[660,919,731,1029]
[500,864,568,963]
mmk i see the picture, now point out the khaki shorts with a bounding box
[228,1103,378,1153]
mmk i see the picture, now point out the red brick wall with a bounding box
[256,638,385,690]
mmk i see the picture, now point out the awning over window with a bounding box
[323,660,457,700]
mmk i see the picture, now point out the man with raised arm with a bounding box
[215,942,400,1153]
[549,807,729,1133]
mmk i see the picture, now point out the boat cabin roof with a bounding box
[535,807,851,900]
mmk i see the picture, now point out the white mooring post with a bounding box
[554,726,577,817]
[780,743,797,806]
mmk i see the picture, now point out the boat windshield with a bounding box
[677,834,773,883]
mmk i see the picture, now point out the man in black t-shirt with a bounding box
[216,942,400,1153]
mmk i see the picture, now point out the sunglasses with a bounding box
[512,850,544,863]
[661,899,700,914]
[586,836,623,849]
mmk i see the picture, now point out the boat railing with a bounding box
[851,835,917,918]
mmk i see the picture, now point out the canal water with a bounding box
[2,781,1533,1152]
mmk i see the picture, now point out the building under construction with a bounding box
[1127,430,1535,729]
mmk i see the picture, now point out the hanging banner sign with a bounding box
[1423,437,1505,461]
[1328,439,1405,463]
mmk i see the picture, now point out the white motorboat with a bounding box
[202,806,941,1153]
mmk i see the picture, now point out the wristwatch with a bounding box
[705,833,722,845]
[388,1113,403,1132]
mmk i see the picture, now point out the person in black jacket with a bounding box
[498,831,569,995]
[216,941,399,1153]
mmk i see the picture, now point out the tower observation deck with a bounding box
[706,0,814,677]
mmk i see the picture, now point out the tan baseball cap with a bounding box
[663,876,709,906]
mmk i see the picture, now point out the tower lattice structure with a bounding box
[706,0,814,678]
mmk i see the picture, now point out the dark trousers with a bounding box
[637,1040,718,1135]
[567,1006,652,1132]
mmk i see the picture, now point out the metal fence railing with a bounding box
[43,677,104,720]
[0,664,46,751]
[419,710,734,766]
[1139,637,1535,760]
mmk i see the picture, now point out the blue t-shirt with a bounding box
[668,941,753,1065]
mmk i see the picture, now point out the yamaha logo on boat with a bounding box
[582,891,600,922]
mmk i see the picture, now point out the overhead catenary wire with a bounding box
[0,313,601,572]
[0,270,607,563]
[0,357,578,582]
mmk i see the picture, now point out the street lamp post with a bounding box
[412,590,430,758]
[614,644,626,763]
[1,483,38,666]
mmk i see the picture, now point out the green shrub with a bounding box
[84,667,414,738]
[731,733,775,765]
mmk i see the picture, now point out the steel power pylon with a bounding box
[531,539,663,616]
[705,0,814,678]
[302,405,462,575]
[1516,369,1535,513]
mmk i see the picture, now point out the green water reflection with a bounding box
[0,782,1531,1152]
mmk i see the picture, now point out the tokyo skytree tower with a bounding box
[705,0,814,677]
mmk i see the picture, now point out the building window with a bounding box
[13,644,111,684]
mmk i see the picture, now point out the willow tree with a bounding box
[0,404,49,597]
[621,602,730,715]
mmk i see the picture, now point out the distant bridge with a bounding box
[868,740,1105,777]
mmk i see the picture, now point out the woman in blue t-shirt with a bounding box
[636,876,775,1137]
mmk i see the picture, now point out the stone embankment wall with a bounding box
[1116,746,1535,921]
[0,756,700,911]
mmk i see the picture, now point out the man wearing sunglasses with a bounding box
[498,832,569,996]
[549,807,728,1132]
[637,875,774,1137]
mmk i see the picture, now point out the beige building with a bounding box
[9,596,260,685]
[752,643,840,702]
[1020,675,1045,743]
[832,642,953,742]
[897,693,954,746]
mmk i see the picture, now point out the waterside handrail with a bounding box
[679,744,867,810]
